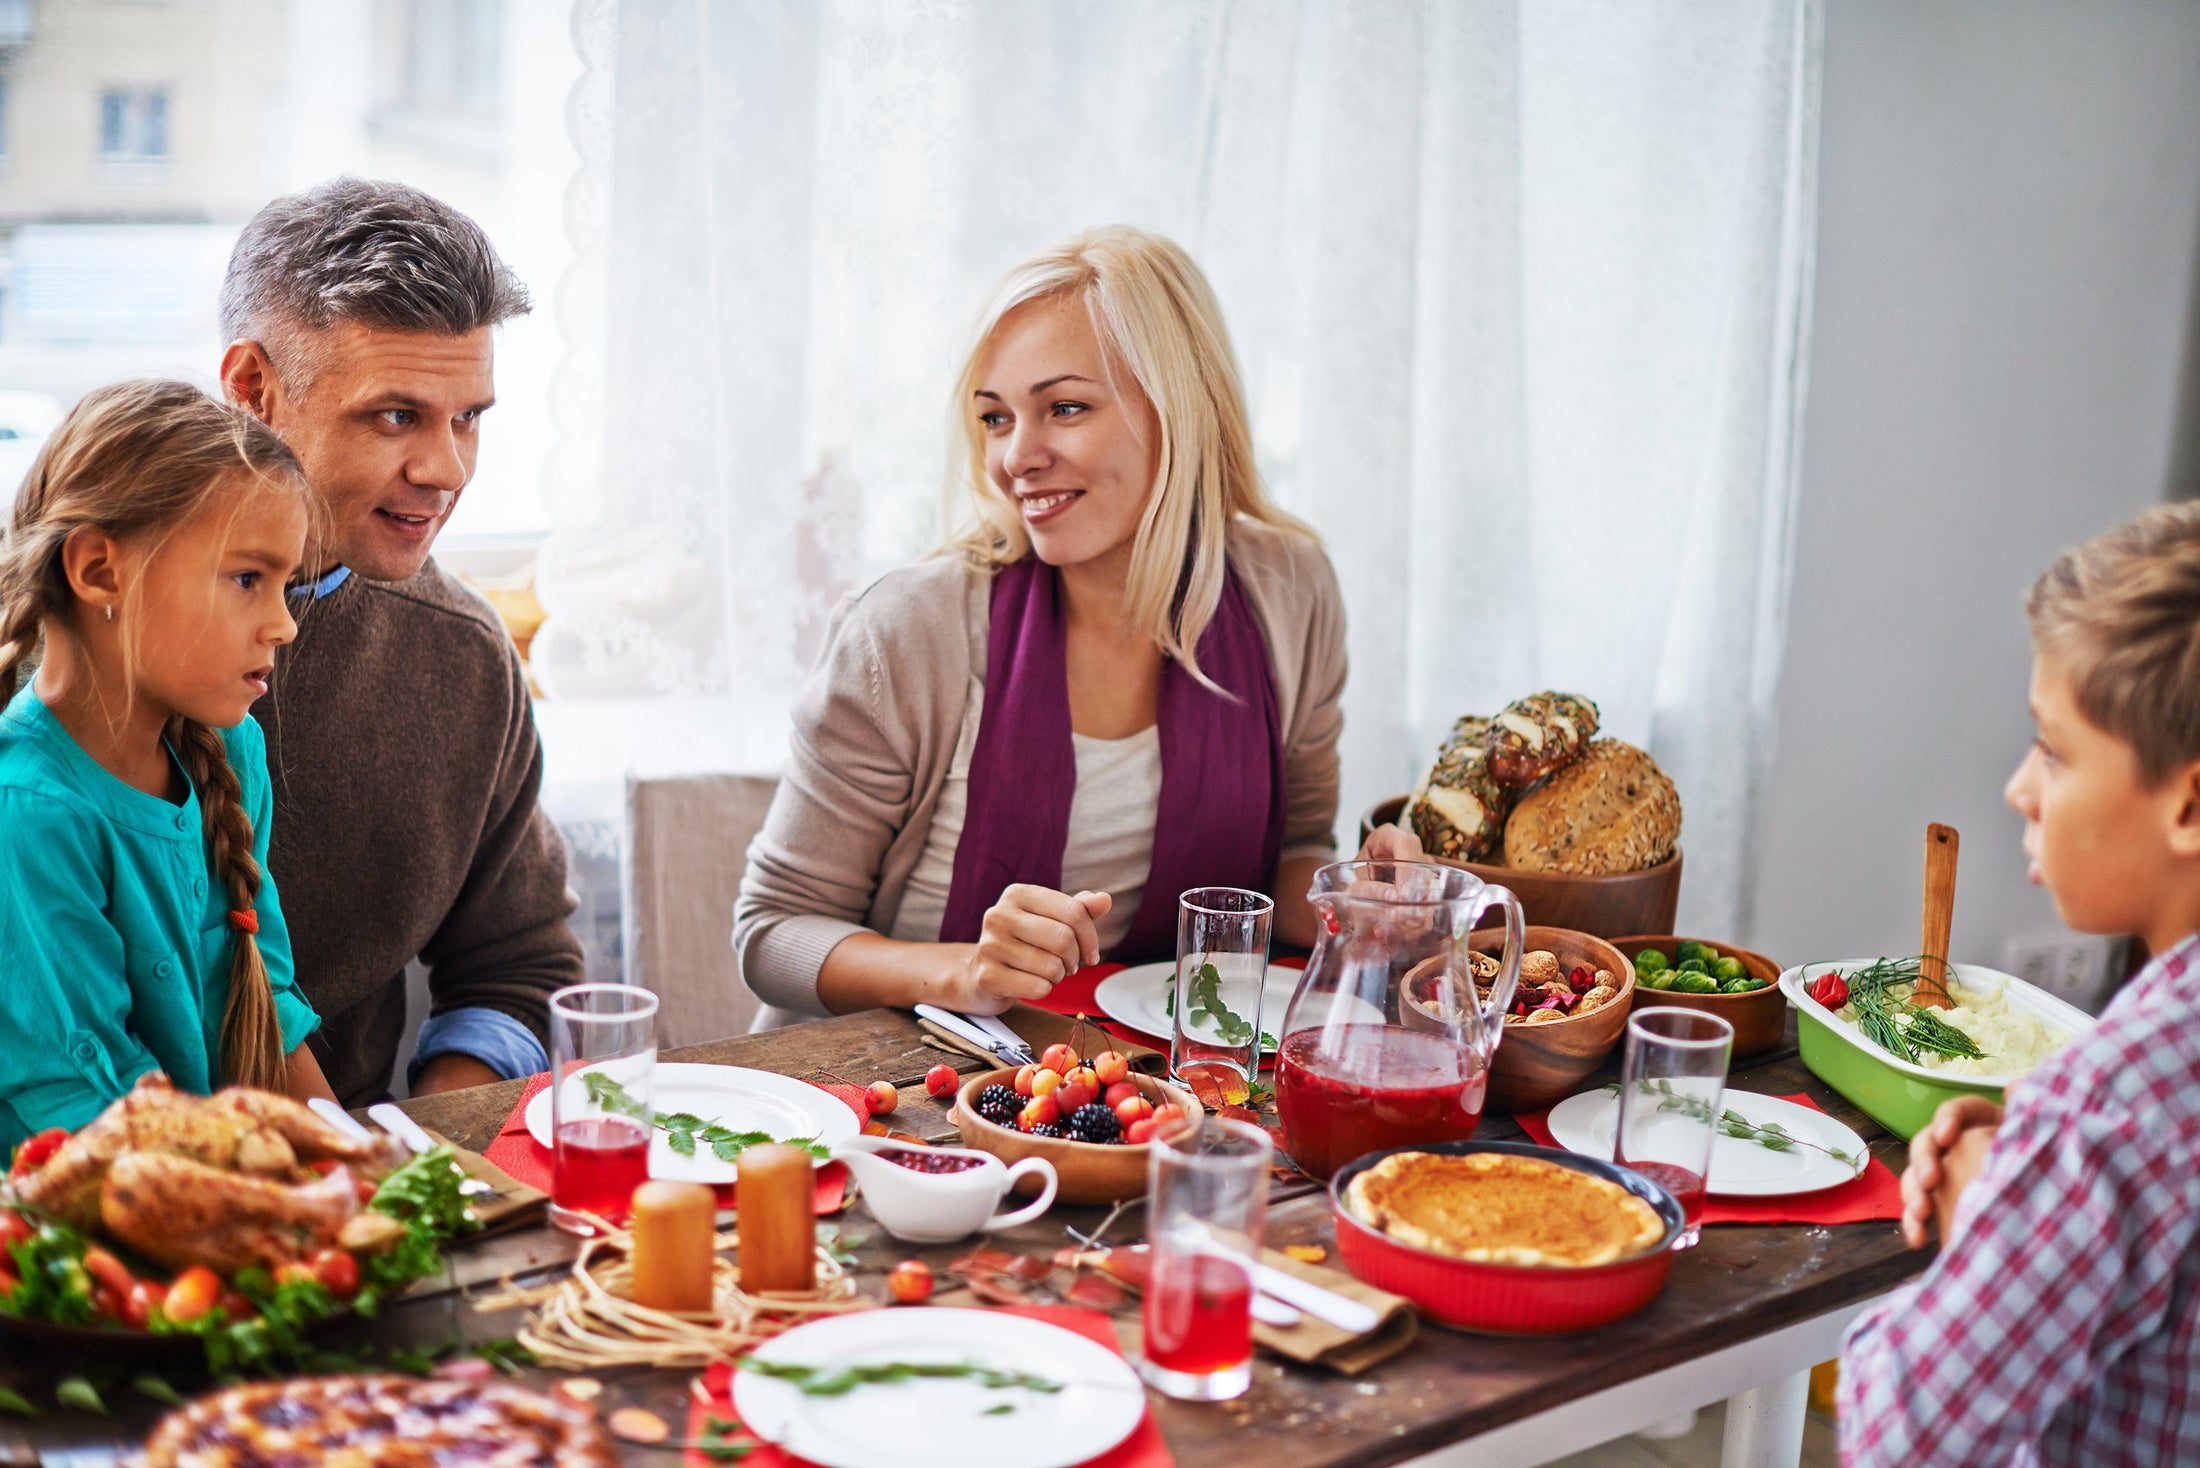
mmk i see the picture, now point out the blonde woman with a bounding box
[736,226,1416,1022]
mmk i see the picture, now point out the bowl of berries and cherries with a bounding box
[949,1043,1204,1206]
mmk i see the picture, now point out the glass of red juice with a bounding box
[1613,1007,1733,1247]
[549,983,660,1236]
[1140,1116,1270,1402]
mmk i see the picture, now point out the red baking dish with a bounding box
[1330,1140,1684,1334]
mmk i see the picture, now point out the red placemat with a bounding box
[1038,956,1307,1051]
[1513,1092,1902,1226]
[682,1304,1173,1468]
[485,1072,859,1219]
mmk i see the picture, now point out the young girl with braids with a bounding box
[0,379,331,1147]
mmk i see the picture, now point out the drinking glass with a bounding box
[1612,1007,1734,1248]
[549,983,660,1236]
[1140,1115,1271,1402]
[1171,888,1274,1094]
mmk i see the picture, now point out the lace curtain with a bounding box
[539,0,1821,939]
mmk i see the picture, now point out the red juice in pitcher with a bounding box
[554,1116,651,1221]
[1143,1251,1253,1375]
[1274,1024,1486,1182]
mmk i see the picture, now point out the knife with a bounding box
[367,1103,493,1196]
[309,1097,375,1144]
[1251,1261,1381,1334]
[913,1005,1036,1067]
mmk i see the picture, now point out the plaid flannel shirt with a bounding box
[1840,934,2200,1466]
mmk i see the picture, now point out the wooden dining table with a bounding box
[3,1007,1928,1468]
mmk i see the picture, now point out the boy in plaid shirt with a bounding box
[1840,502,2200,1465]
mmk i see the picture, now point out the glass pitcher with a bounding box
[1273,860,1524,1181]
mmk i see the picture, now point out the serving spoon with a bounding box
[1916,823,1959,1010]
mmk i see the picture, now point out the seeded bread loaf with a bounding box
[1502,739,1680,875]
[1407,715,1511,862]
[1485,692,1600,787]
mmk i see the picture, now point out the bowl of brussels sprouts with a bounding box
[1611,936,1788,1057]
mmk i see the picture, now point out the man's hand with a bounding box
[941,886,1112,1015]
[1900,1094,2003,1248]
[413,1052,504,1096]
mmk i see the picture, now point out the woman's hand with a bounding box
[943,885,1113,1015]
[1357,822,1425,862]
[1899,1094,2003,1248]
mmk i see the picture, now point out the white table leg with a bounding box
[1719,1367,1810,1468]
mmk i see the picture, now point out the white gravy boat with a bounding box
[832,1135,1058,1244]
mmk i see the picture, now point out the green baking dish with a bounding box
[1779,960,2096,1140]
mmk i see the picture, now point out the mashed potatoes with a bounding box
[1836,970,2072,1079]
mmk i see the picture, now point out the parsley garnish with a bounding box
[581,1072,830,1163]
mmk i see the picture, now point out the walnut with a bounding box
[1520,950,1563,988]
[1468,951,1502,983]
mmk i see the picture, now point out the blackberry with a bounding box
[1028,1122,1064,1140]
[1068,1103,1120,1144]
[975,1085,1019,1124]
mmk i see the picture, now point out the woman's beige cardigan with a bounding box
[734,518,1348,1021]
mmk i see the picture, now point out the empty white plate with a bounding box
[1545,1087,1871,1197]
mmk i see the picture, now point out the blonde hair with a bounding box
[0,380,314,1091]
[944,225,1313,684]
[2026,499,2200,786]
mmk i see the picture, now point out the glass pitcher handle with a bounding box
[1470,884,1526,1024]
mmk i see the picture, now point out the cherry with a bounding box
[865,1081,899,1116]
[1102,1080,1140,1109]
[1018,1095,1061,1131]
[1040,1042,1080,1075]
[1012,1064,1038,1097]
[1091,1051,1130,1086]
[1030,1068,1065,1098]
[924,1064,959,1099]
[1113,1095,1154,1127]
[1124,1117,1158,1146]
[888,1260,934,1305]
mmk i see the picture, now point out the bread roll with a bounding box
[1503,739,1680,875]
[1407,714,1511,862]
[1485,692,1600,787]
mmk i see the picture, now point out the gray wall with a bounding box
[1747,1,2200,973]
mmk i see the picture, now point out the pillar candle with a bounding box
[735,1144,816,1294]
[628,1180,717,1313]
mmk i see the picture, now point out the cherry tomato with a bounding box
[91,1284,120,1319]
[306,1157,343,1177]
[0,1263,18,1297]
[163,1265,221,1324]
[355,1175,379,1206]
[924,1064,960,1099]
[275,1262,320,1290]
[82,1247,140,1300]
[217,1289,258,1323]
[887,1260,934,1304]
[122,1281,159,1329]
[0,1210,34,1251]
[310,1248,361,1299]
[1809,972,1849,1009]
[8,1128,68,1179]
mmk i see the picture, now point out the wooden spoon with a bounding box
[1917,823,1959,1009]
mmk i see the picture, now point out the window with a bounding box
[400,0,500,118]
[98,87,168,161]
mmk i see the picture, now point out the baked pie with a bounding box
[1345,1151,1666,1267]
[131,1374,617,1467]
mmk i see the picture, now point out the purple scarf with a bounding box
[938,556,1286,964]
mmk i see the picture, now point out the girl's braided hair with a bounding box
[0,379,314,1090]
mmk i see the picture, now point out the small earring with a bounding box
[104,603,114,623]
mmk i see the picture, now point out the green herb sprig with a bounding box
[1610,1082,1867,1177]
[582,1072,830,1163]
[738,1356,1063,1398]
[1173,962,1258,1047]
[1836,956,1989,1065]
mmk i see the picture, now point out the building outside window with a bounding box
[98,86,168,160]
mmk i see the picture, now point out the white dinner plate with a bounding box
[733,1307,1145,1468]
[1545,1087,1871,1198]
[524,1062,860,1185]
[1092,961,1308,1052]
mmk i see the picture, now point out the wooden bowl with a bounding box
[948,1069,1205,1205]
[1612,936,1787,1058]
[1466,925,1635,1114]
[1361,797,1682,939]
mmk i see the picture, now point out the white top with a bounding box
[889,680,1162,954]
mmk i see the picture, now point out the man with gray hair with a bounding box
[219,178,584,1104]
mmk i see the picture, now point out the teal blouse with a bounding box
[0,686,319,1149]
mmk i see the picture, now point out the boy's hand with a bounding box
[1931,1125,1996,1247]
[1900,1094,2003,1248]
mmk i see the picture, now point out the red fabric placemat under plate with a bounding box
[682,1304,1172,1468]
[1513,1092,1902,1226]
[485,1072,858,1219]
[1038,956,1307,1052]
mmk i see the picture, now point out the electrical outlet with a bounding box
[2002,933,2125,1014]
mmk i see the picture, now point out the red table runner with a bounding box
[487,1072,860,1218]
[683,1304,1173,1468]
[1514,1092,1903,1226]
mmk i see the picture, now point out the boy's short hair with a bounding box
[218,178,530,389]
[2027,500,2200,785]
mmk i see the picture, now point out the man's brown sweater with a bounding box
[253,561,583,1105]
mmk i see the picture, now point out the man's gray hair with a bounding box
[219,178,530,366]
